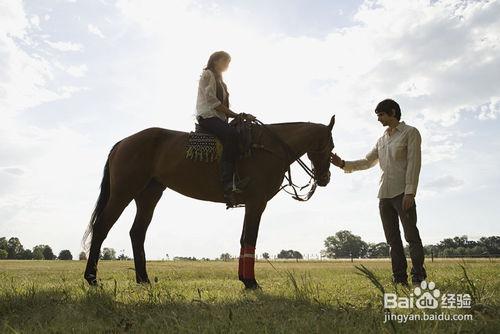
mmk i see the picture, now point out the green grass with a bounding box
[0,259,499,333]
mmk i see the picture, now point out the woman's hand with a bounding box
[240,113,256,121]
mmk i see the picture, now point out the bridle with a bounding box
[252,118,332,201]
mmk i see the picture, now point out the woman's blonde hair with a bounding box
[204,51,231,77]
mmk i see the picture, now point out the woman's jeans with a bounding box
[197,116,239,191]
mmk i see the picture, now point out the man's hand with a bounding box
[330,153,345,168]
[402,194,415,211]
[245,113,256,121]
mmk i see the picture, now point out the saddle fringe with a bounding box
[185,142,223,162]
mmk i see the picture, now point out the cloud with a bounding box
[1,1,60,115]
[1,167,25,176]
[476,96,500,120]
[65,64,88,77]
[88,23,105,38]
[45,40,83,52]
[424,175,464,191]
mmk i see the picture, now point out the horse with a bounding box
[82,115,336,289]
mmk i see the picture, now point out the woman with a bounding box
[196,51,255,206]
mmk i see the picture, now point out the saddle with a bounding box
[185,117,254,162]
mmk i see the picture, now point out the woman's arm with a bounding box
[202,70,239,118]
[214,104,238,118]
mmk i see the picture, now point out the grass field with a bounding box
[0,259,498,333]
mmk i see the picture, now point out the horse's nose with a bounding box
[317,173,330,187]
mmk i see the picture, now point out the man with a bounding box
[330,99,426,286]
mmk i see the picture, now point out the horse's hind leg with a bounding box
[238,201,267,289]
[84,196,131,285]
[130,179,165,284]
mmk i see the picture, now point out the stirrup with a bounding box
[224,191,237,209]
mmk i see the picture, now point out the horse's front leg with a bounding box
[238,200,267,289]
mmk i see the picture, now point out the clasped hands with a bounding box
[239,112,256,121]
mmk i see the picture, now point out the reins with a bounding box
[252,118,321,201]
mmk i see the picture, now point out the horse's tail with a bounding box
[82,141,121,253]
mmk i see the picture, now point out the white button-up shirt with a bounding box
[196,69,228,122]
[343,121,422,199]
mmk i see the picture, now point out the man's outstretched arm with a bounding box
[330,144,379,172]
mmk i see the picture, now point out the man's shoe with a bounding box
[393,278,409,287]
[412,277,426,287]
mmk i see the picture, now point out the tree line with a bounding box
[0,237,130,261]
[322,230,500,259]
[218,232,500,260]
[3,232,499,261]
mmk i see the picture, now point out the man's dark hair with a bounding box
[375,99,401,120]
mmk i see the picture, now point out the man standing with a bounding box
[330,99,426,286]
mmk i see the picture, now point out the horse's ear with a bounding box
[327,115,335,131]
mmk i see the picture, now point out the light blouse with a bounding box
[195,69,228,121]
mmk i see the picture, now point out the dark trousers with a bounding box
[197,116,239,186]
[379,193,426,283]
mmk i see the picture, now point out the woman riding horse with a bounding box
[196,51,255,207]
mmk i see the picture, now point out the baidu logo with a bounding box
[414,281,440,309]
[384,281,471,309]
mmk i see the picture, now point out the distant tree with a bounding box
[79,251,87,260]
[20,249,34,260]
[117,253,131,260]
[100,248,116,260]
[7,237,24,259]
[366,242,389,258]
[220,253,232,261]
[58,250,73,260]
[442,248,457,257]
[262,252,270,260]
[0,249,7,259]
[173,256,197,261]
[423,245,435,256]
[0,237,7,252]
[466,246,487,256]
[277,249,303,260]
[427,235,500,258]
[32,245,45,260]
[437,238,457,251]
[478,236,500,255]
[323,230,368,258]
[43,245,56,260]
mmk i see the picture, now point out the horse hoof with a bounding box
[136,278,151,285]
[242,278,261,290]
[85,274,98,286]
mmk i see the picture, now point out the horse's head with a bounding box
[307,115,335,187]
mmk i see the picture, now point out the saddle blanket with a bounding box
[185,132,223,162]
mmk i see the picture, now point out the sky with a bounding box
[1,0,499,260]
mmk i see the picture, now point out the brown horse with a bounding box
[83,116,335,289]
